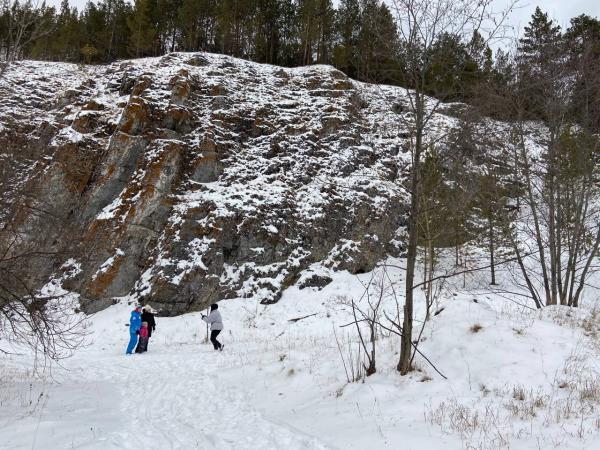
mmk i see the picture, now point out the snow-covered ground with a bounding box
[2,259,600,450]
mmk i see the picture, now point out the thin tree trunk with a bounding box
[426,241,434,320]
[398,95,423,375]
[568,185,593,306]
[489,216,496,285]
[547,133,559,305]
[510,228,544,309]
[398,192,417,374]
[422,241,428,291]
[572,224,600,307]
[518,128,552,305]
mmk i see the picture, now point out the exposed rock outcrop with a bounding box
[0,53,416,314]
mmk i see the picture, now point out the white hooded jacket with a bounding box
[202,310,223,331]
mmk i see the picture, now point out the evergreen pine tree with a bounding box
[216,0,256,58]
[565,15,600,131]
[519,6,561,62]
[155,0,181,53]
[81,1,107,61]
[177,0,218,52]
[332,0,360,77]
[127,0,155,57]
[253,0,284,64]
[516,7,563,120]
[355,0,399,83]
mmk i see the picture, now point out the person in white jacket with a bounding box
[202,303,224,351]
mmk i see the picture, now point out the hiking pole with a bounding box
[205,306,210,344]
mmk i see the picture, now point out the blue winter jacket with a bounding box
[129,310,142,334]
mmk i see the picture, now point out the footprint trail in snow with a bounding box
[71,345,330,450]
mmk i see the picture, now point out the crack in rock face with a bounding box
[1,52,468,315]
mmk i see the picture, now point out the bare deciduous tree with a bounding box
[508,123,600,308]
[0,230,87,361]
[0,164,87,361]
[390,0,516,375]
[0,0,54,64]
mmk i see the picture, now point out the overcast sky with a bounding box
[45,0,600,37]
[500,0,600,32]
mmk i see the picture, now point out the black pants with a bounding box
[210,330,222,350]
[136,337,148,353]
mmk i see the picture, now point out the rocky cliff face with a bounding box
[1,53,453,314]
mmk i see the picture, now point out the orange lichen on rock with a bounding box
[169,70,192,105]
[131,75,152,96]
[163,106,191,131]
[123,142,183,222]
[86,252,124,297]
[209,84,228,96]
[118,97,149,135]
[82,100,105,111]
[333,79,353,90]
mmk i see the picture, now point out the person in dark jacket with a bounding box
[141,305,156,350]
[202,303,224,351]
[126,306,142,355]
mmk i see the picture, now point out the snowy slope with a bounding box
[2,258,600,450]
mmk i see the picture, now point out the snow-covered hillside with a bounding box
[2,258,600,450]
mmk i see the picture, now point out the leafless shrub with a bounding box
[0,366,48,418]
[241,303,260,329]
[332,324,365,383]
[0,0,55,63]
[0,175,88,363]
[0,289,88,363]
[338,269,389,377]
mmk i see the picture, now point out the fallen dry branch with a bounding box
[288,313,318,323]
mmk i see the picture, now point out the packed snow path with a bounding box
[2,340,330,450]
[98,347,328,449]
[0,300,332,450]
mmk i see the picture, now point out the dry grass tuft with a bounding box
[470,323,483,333]
[479,384,491,397]
[512,386,526,401]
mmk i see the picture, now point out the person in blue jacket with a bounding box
[126,305,142,355]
